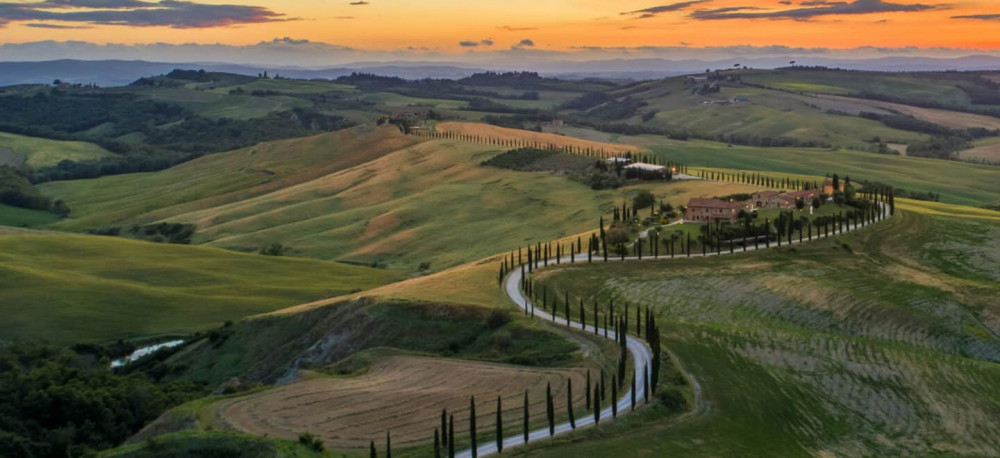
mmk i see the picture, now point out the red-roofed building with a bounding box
[685,198,739,223]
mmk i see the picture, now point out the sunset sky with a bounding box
[1,0,998,52]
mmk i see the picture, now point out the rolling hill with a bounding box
[39,123,755,270]
[0,230,404,344]
[0,131,115,167]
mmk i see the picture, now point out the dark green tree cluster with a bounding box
[0,342,202,457]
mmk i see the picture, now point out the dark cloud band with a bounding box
[0,0,291,28]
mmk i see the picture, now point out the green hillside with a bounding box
[39,124,756,270]
[0,231,404,344]
[597,77,928,150]
[529,204,1000,456]
[0,131,115,167]
[645,137,1000,207]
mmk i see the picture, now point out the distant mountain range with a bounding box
[2,55,1000,87]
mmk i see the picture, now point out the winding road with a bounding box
[459,203,890,457]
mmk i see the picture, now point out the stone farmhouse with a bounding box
[685,198,739,223]
[750,189,821,209]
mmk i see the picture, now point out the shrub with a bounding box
[657,387,689,412]
[486,309,512,330]
[259,242,287,256]
[298,432,324,452]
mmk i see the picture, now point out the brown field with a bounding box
[959,140,1000,164]
[886,143,908,156]
[211,355,592,450]
[435,122,645,153]
[817,95,1000,130]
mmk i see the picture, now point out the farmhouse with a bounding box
[625,162,669,180]
[823,178,835,195]
[751,191,795,209]
[624,162,666,173]
[685,198,739,223]
[786,189,820,202]
[750,189,821,209]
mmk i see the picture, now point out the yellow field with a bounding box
[817,95,1000,130]
[435,122,645,153]
[896,198,1000,222]
[210,355,590,449]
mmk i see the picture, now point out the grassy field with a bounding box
[814,94,1000,130]
[0,203,60,227]
[741,69,984,109]
[643,138,1000,207]
[615,80,927,150]
[524,205,1000,456]
[0,231,404,344]
[39,124,755,270]
[0,131,114,167]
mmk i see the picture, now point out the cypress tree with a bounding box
[434,428,441,458]
[631,371,636,409]
[593,386,601,424]
[523,391,529,443]
[611,377,618,418]
[600,370,606,402]
[470,396,477,458]
[643,365,649,404]
[441,409,448,448]
[371,441,377,458]
[585,370,592,410]
[546,382,555,436]
[449,415,455,458]
[386,431,392,458]
[567,378,576,429]
[496,396,503,453]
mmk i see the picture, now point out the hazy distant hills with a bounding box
[1,54,1000,87]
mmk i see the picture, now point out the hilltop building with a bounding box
[823,178,835,195]
[750,189,821,210]
[685,198,739,223]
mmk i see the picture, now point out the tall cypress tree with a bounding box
[593,386,601,424]
[370,441,377,458]
[600,371,606,402]
[449,415,455,458]
[523,391,529,443]
[441,409,448,450]
[631,371,637,409]
[496,396,503,453]
[567,378,576,429]
[611,377,618,418]
[470,396,477,458]
[546,383,555,436]
[434,428,441,458]
[585,370,592,410]
[386,431,392,458]
[643,365,649,404]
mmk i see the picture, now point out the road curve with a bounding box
[459,203,889,457]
